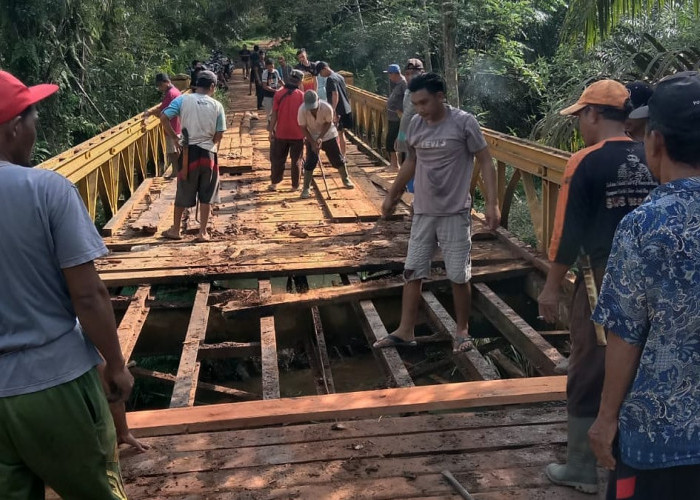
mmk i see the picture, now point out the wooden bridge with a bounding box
[42,71,603,498]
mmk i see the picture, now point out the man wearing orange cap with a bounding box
[537,80,657,494]
[0,71,132,498]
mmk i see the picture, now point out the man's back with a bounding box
[548,139,657,268]
[0,164,104,397]
[325,72,351,115]
[171,93,226,151]
[273,88,304,140]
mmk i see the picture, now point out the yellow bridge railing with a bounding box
[37,103,167,221]
[347,84,569,254]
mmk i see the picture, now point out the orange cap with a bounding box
[560,79,630,116]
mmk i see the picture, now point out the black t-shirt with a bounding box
[294,62,317,76]
[325,71,351,116]
[239,49,251,61]
[549,139,658,268]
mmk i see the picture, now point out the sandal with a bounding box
[373,334,418,349]
[453,335,474,353]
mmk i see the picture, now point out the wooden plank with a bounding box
[128,179,177,235]
[343,274,414,388]
[130,366,258,400]
[126,376,567,436]
[170,283,211,408]
[196,341,261,359]
[311,305,335,393]
[217,261,532,318]
[101,177,154,236]
[472,283,565,376]
[487,349,527,378]
[420,291,500,381]
[117,285,151,361]
[369,173,413,207]
[259,280,280,400]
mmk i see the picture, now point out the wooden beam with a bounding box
[128,179,176,235]
[420,291,500,381]
[472,283,565,376]
[342,275,414,388]
[217,261,533,318]
[310,306,335,393]
[130,366,258,400]
[102,177,154,236]
[487,350,527,378]
[170,283,211,408]
[117,285,151,361]
[259,280,280,400]
[197,341,261,359]
[126,376,567,437]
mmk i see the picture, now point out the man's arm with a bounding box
[269,110,278,138]
[474,146,500,230]
[331,92,339,118]
[63,262,133,403]
[589,332,642,469]
[160,114,179,141]
[382,146,416,218]
[538,262,570,323]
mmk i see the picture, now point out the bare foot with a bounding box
[161,229,182,240]
[194,233,210,243]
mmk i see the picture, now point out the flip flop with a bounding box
[373,334,417,349]
[161,230,182,240]
[453,335,474,353]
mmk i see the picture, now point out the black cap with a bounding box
[629,71,700,134]
[196,70,218,88]
[625,81,653,109]
[155,73,170,84]
[315,61,329,73]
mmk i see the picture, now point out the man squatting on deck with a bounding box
[0,70,139,499]
[161,70,227,242]
[537,79,658,495]
[375,73,500,352]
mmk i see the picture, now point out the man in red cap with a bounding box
[537,79,657,494]
[0,71,133,498]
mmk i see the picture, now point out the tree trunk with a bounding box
[421,0,433,72]
[442,0,459,106]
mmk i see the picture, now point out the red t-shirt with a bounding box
[272,87,304,140]
[159,85,182,134]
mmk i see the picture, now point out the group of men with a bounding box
[1,44,699,499]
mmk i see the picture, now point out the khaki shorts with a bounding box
[404,212,472,283]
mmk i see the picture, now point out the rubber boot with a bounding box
[545,416,598,494]
[300,169,314,199]
[338,162,354,189]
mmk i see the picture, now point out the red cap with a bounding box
[0,71,59,124]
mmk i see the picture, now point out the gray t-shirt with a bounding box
[387,77,407,122]
[407,106,487,216]
[0,163,106,397]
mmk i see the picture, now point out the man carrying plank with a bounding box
[0,70,133,499]
[537,79,657,494]
[376,73,500,351]
[161,70,226,242]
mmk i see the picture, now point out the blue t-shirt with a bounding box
[0,163,105,397]
[593,177,700,470]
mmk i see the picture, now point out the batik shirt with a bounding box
[592,177,700,470]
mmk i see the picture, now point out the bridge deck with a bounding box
[68,72,590,499]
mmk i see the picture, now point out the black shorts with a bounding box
[386,120,400,153]
[337,113,353,131]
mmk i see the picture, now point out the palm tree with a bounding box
[564,0,699,46]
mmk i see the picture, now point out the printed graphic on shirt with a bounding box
[605,154,657,209]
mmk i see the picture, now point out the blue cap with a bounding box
[384,64,401,74]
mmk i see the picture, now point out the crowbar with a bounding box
[317,155,332,200]
[441,470,474,500]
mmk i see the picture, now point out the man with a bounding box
[537,79,657,494]
[385,64,407,170]
[277,55,293,84]
[144,73,181,175]
[0,70,133,498]
[316,61,353,158]
[239,44,251,79]
[190,60,206,90]
[625,81,654,142]
[589,71,700,500]
[268,69,305,191]
[375,73,500,351]
[295,48,318,92]
[297,90,354,199]
[249,45,263,104]
[397,58,425,193]
[161,70,226,242]
[261,58,283,120]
